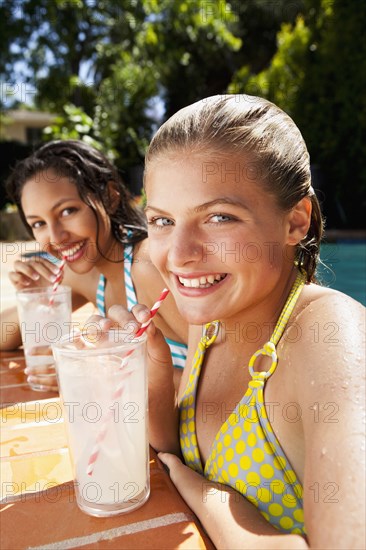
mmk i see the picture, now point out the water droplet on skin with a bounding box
[341,381,349,389]
[321,447,327,456]
[310,380,315,386]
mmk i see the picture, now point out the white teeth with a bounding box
[178,274,226,288]
[62,241,84,258]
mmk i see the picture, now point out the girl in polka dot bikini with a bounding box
[103,95,365,549]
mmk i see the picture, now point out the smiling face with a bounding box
[145,151,299,325]
[20,170,118,273]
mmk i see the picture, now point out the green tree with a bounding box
[230,0,366,228]
[42,103,114,157]
[1,0,305,190]
[229,16,310,112]
[94,0,242,168]
[294,0,366,228]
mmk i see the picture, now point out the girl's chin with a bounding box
[176,304,221,326]
[66,259,93,274]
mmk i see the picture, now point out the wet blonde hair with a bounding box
[145,94,323,282]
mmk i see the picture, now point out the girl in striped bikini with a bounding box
[104,96,365,548]
[2,140,187,390]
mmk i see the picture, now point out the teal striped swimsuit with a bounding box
[96,243,187,369]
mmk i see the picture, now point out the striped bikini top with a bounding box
[179,271,307,535]
[96,243,187,369]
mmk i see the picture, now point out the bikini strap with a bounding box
[199,320,220,349]
[249,271,306,379]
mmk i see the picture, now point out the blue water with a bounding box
[316,243,366,305]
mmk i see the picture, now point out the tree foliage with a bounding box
[1,0,364,226]
[230,0,366,228]
[2,0,299,170]
[293,0,366,228]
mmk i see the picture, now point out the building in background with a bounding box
[1,109,55,146]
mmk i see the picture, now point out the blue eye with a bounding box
[210,214,233,223]
[148,217,174,228]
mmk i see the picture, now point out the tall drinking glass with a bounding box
[52,329,149,517]
[16,286,72,391]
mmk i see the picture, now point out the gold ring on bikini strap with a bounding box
[200,320,220,347]
[249,341,278,379]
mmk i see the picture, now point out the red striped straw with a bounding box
[49,257,66,306]
[86,287,170,476]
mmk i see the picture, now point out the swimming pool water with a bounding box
[316,243,366,306]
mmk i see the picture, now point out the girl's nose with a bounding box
[167,226,203,268]
[47,222,69,247]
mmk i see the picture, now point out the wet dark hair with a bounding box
[6,140,147,249]
[145,95,324,282]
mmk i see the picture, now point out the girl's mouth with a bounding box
[58,240,87,262]
[178,273,227,289]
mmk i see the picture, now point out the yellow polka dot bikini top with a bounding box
[179,271,306,535]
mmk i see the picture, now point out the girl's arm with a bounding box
[158,453,308,549]
[1,253,61,350]
[0,307,22,350]
[294,294,365,549]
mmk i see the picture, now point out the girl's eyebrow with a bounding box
[25,198,77,219]
[145,197,250,215]
[193,197,250,213]
[144,205,170,216]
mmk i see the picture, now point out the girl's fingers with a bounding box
[157,453,184,479]
[79,315,114,347]
[25,351,59,391]
[107,304,150,333]
[9,270,33,288]
[27,373,58,392]
[10,258,61,288]
[83,314,113,330]
[28,345,53,356]
[83,305,159,348]
[17,257,60,276]
[25,363,55,376]
[25,347,55,376]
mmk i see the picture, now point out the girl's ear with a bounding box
[286,197,312,245]
[106,181,121,214]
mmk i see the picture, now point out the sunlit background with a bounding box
[1,0,365,303]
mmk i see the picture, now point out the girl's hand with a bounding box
[25,345,59,392]
[158,452,207,511]
[9,255,61,290]
[84,304,174,378]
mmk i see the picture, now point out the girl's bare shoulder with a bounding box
[283,283,365,383]
[294,283,364,325]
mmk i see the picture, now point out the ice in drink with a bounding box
[16,286,72,391]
